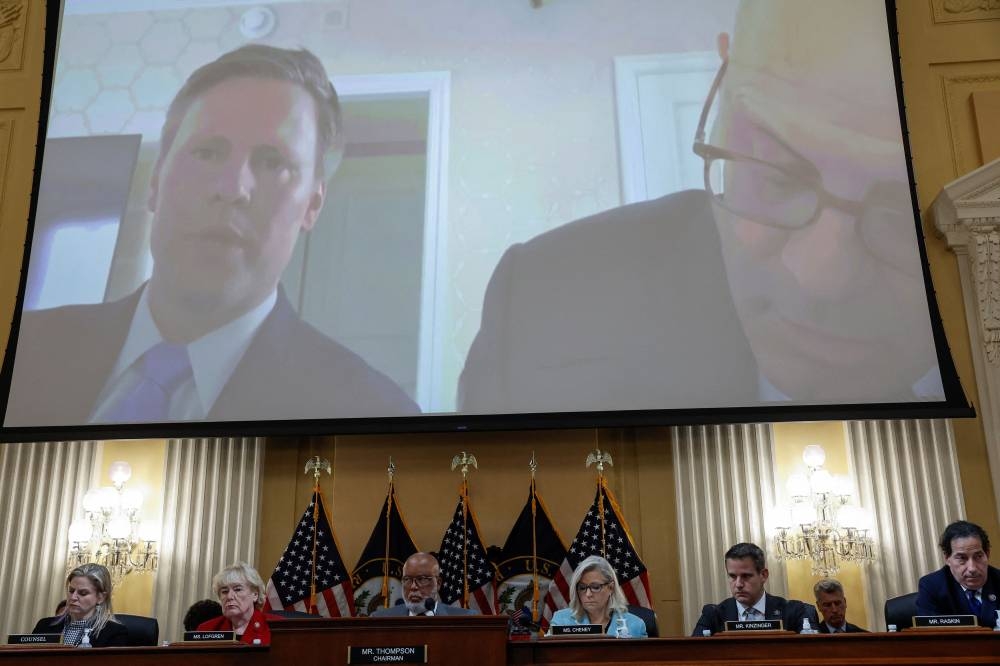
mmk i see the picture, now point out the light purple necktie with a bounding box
[102,342,192,423]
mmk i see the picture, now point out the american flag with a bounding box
[263,489,355,617]
[437,481,496,614]
[541,478,651,627]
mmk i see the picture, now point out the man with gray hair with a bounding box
[813,579,867,633]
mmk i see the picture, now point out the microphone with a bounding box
[423,598,436,616]
[394,598,405,606]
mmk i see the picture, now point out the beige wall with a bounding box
[1,0,999,637]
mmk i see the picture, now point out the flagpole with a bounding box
[529,452,539,621]
[304,456,332,614]
[585,444,613,558]
[451,451,478,609]
[382,458,396,608]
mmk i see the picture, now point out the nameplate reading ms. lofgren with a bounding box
[347,645,427,664]
[7,634,62,645]
[913,615,977,628]
[183,630,237,641]
[724,620,784,632]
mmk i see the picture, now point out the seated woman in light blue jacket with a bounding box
[549,555,647,637]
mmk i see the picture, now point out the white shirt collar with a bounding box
[110,286,277,415]
[736,593,768,619]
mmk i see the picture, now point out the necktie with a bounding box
[102,342,192,422]
[743,608,759,621]
[967,589,982,615]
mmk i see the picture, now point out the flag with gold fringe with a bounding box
[541,477,651,627]
[437,480,497,613]
[263,488,356,617]
[351,482,419,616]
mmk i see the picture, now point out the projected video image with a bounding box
[1,0,954,430]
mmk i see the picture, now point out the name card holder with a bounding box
[547,624,604,638]
[723,620,785,632]
[347,645,427,664]
[912,615,978,629]
[6,634,64,647]
[182,630,238,642]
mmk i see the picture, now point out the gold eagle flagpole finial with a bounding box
[451,452,478,607]
[585,446,612,558]
[303,456,331,613]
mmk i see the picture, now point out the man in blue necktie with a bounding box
[916,521,1000,627]
[691,542,817,636]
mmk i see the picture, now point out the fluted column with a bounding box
[151,437,264,643]
[672,423,785,631]
[933,156,1000,521]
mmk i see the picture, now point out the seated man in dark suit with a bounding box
[372,552,477,617]
[813,579,867,633]
[916,520,1000,627]
[5,44,417,428]
[692,542,817,636]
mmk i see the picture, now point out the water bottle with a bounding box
[79,628,92,648]
[800,618,818,634]
[993,610,1000,632]
[614,617,631,638]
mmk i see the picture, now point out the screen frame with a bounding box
[0,0,974,443]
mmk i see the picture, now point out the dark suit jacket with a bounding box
[457,190,759,414]
[32,616,129,647]
[691,594,819,636]
[816,621,867,633]
[371,601,477,617]
[5,287,418,426]
[916,565,1000,627]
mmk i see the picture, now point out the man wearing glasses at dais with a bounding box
[458,0,943,413]
[371,552,476,617]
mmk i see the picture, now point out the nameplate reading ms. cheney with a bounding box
[550,624,603,636]
[723,620,784,632]
[347,645,427,664]
[913,615,978,628]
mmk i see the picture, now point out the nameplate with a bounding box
[724,620,784,632]
[550,624,603,636]
[7,634,62,645]
[913,615,977,628]
[347,645,427,664]
[183,630,237,641]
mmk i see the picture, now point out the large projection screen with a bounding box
[0,0,972,439]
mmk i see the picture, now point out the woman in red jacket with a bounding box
[197,562,279,646]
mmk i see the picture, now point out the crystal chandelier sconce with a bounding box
[770,445,876,577]
[67,461,159,585]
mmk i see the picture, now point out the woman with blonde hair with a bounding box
[549,555,647,637]
[32,563,128,646]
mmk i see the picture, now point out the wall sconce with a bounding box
[68,461,159,584]
[769,445,876,576]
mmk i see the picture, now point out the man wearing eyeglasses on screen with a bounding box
[457,0,944,414]
[371,553,477,617]
[5,45,418,427]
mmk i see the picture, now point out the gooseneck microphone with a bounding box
[423,598,436,616]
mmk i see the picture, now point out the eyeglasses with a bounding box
[401,575,436,587]
[576,582,611,595]
[691,59,919,275]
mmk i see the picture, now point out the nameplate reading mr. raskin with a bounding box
[913,615,977,628]
[724,620,784,632]
[347,645,427,664]
[183,631,237,641]
[6,634,62,645]
[550,624,603,636]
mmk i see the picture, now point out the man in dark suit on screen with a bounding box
[813,579,867,633]
[916,521,1000,627]
[5,45,417,427]
[692,542,817,636]
[371,553,477,617]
